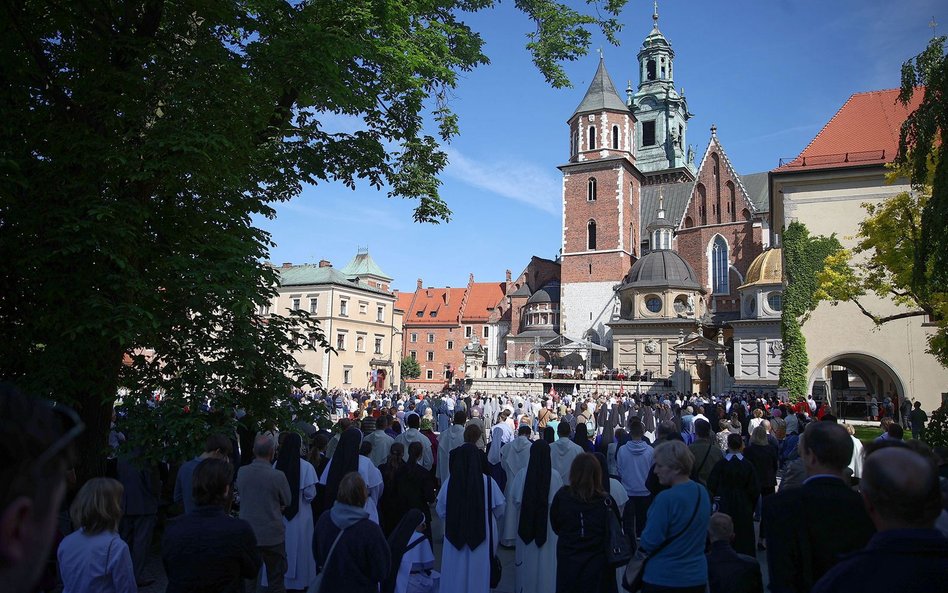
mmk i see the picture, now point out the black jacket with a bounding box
[313,510,391,593]
[162,506,260,593]
[763,476,875,593]
[707,540,763,593]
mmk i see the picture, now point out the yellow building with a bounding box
[269,250,402,390]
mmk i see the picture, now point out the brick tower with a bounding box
[559,57,642,357]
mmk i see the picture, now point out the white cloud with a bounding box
[444,148,561,215]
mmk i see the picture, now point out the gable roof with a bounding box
[774,88,923,172]
[403,287,466,325]
[641,182,693,235]
[279,264,392,295]
[572,58,628,117]
[462,282,505,322]
[339,250,393,281]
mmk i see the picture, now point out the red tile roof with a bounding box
[404,287,466,325]
[461,282,505,322]
[395,291,414,313]
[774,88,923,172]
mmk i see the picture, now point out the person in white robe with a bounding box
[395,414,434,470]
[501,425,534,545]
[319,427,384,524]
[436,444,505,593]
[549,423,583,485]
[511,439,563,593]
[437,410,468,484]
[266,433,318,591]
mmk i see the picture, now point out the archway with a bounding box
[807,352,906,420]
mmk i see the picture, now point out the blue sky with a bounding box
[255,0,946,294]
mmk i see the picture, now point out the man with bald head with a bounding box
[812,446,948,593]
[763,420,875,593]
[236,435,291,592]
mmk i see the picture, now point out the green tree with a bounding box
[779,222,841,400]
[401,355,421,380]
[0,1,626,480]
[814,35,948,367]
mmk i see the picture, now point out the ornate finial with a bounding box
[658,187,665,217]
[598,47,604,60]
[710,123,717,137]
[653,0,659,26]
[931,16,939,38]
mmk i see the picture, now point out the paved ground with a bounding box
[141,503,770,593]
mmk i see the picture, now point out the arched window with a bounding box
[711,236,729,294]
[646,59,656,81]
[684,216,694,228]
[697,183,707,225]
[588,126,597,150]
[587,177,597,201]
[741,208,751,222]
[712,153,720,178]
[571,131,578,156]
[612,125,620,150]
[587,220,597,250]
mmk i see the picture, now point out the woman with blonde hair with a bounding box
[637,440,710,593]
[57,478,136,593]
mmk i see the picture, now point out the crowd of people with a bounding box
[3,383,948,593]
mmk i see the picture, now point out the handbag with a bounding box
[605,496,634,567]
[308,527,347,593]
[487,476,502,588]
[622,486,703,593]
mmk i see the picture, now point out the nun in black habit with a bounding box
[435,443,505,593]
[510,439,562,593]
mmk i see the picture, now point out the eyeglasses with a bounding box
[35,401,85,469]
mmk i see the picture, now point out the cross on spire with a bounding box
[930,16,939,38]
[598,46,604,59]
[653,0,659,27]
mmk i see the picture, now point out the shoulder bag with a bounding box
[487,477,502,588]
[308,527,347,593]
[605,495,634,567]
[622,485,703,593]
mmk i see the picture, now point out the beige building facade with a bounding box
[770,89,948,414]
[268,251,402,391]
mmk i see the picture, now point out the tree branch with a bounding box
[851,298,928,324]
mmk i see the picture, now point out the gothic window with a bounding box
[741,208,751,222]
[571,131,578,156]
[711,236,729,294]
[587,177,597,201]
[612,125,620,150]
[646,59,656,81]
[588,126,597,150]
[712,153,720,178]
[587,220,597,250]
[642,121,656,147]
[684,216,694,228]
[697,183,707,225]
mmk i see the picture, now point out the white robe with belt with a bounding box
[510,467,562,593]
[500,436,533,545]
[436,475,505,593]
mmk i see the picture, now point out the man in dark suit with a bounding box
[763,421,875,593]
[811,446,948,593]
[707,512,763,593]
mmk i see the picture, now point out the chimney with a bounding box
[469,273,474,284]
[318,260,331,268]
[417,278,423,290]
[282,262,293,269]
[444,288,450,305]
[426,288,432,298]
[505,269,512,282]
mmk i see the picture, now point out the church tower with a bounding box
[559,57,642,355]
[630,2,696,183]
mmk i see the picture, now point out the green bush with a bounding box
[925,401,948,448]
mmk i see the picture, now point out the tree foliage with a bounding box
[898,35,948,295]
[925,401,948,449]
[779,222,841,400]
[0,1,628,479]
[401,355,421,380]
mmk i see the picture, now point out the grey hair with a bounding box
[253,435,275,458]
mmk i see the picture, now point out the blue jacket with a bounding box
[640,480,711,588]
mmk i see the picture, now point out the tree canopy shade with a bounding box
[0,0,627,479]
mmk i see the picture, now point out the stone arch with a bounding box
[807,352,906,417]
